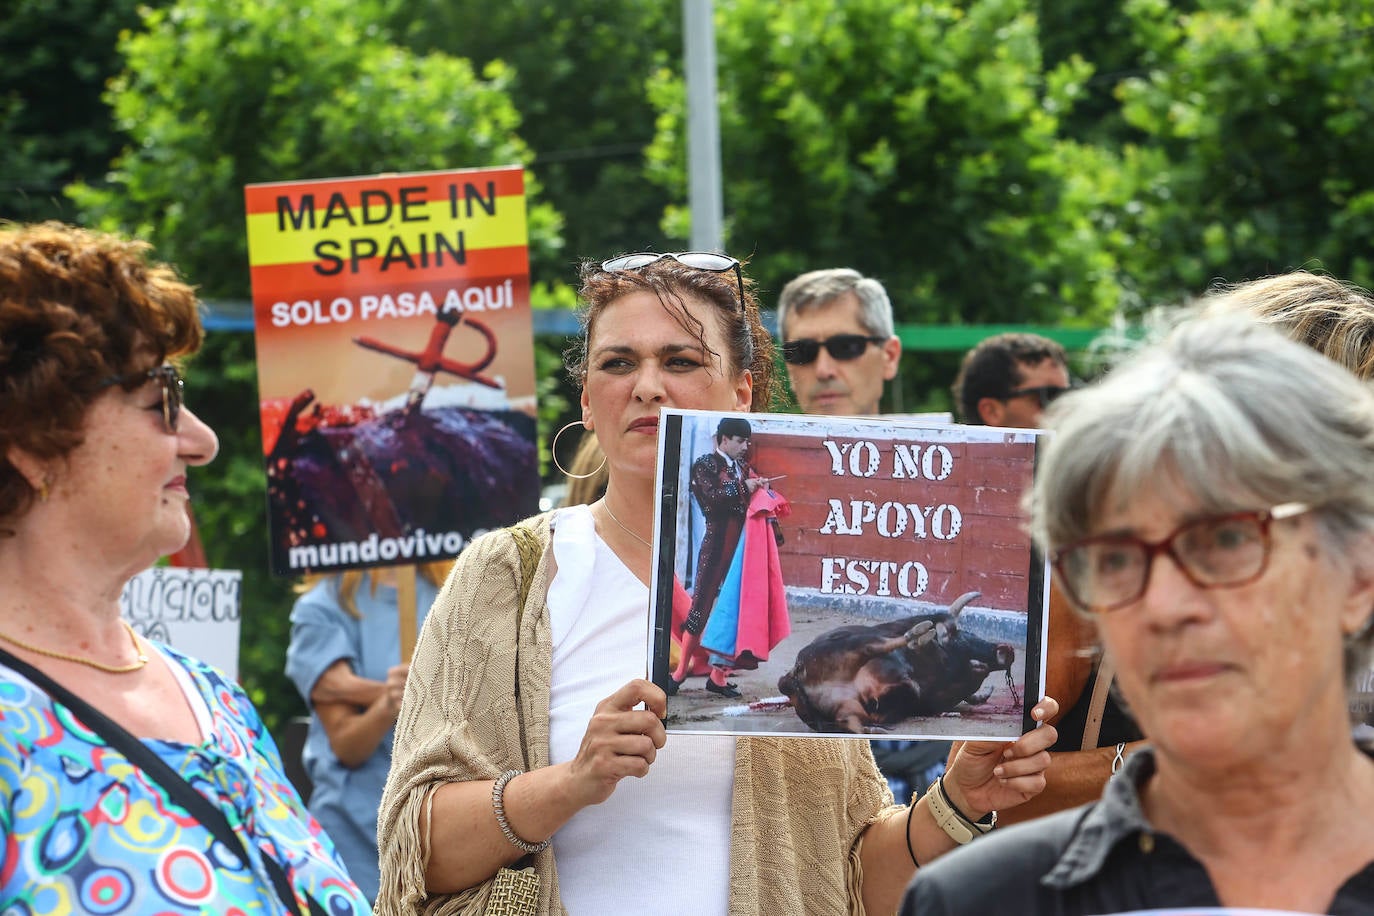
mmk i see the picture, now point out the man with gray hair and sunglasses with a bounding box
[779,267,954,800]
[778,267,902,416]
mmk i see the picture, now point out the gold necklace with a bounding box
[0,619,149,674]
[602,500,652,550]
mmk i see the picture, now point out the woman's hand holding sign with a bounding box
[944,696,1059,817]
[565,679,668,807]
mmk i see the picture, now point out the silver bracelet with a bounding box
[1111,742,1127,774]
[491,770,551,854]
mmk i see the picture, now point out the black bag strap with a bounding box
[0,645,325,916]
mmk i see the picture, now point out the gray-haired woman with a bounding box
[902,313,1374,915]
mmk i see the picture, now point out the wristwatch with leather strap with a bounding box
[925,775,996,845]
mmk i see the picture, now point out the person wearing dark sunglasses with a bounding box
[948,331,1140,833]
[0,222,371,912]
[779,269,958,824]
[777,267,902,416]
[951,331,1071,429]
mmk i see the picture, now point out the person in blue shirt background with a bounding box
[286,561,450,901]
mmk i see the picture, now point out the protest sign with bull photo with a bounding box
[648,409,1049,741]
[245,166,540,576]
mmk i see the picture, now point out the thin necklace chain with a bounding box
[602,500,652,550]
[0,619,149,674]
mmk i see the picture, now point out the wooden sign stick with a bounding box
[396,564,419,663]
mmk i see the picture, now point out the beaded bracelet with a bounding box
[491,770,551,854]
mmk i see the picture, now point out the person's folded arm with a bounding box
[315,695,395,768]
[314,663,409,768]
[309,658,385,707]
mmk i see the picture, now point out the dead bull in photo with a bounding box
[776,591,1017,734]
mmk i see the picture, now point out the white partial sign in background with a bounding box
[120,567,242,679]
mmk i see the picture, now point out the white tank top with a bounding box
[546,505,734,915]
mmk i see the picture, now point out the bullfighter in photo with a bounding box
[669,416,761,697]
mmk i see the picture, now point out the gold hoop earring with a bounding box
[551,419,607,480]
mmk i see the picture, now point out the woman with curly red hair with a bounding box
[0,222,371,914]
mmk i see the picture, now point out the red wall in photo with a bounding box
[749,432,1036,614]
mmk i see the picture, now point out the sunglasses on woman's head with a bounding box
[781,334,886,366]
[101,364,183,433]
[600,251,745,313]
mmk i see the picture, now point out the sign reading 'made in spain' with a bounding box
[245,166,540,576]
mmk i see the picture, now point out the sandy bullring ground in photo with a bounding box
[664,602,1029,741]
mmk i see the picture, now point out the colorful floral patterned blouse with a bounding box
[0,642,371,914]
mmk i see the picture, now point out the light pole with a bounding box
[683,0,724,254]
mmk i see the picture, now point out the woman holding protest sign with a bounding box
[0,222,370,913]
[376,251,1060,916]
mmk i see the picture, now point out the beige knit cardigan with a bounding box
[375,512,900,916]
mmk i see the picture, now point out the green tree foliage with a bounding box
[1111,0,1374,295]
[384,0,681,268]
[68,0,562,298]
[377,0,685,443]
[65,0,566,730]
[645,0,1132,333]
[0,0,154,221]
[1037,0,1191,144]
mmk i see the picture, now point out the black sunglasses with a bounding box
[781,334,886,366]
[101,364,183,433]
[1002,385,1072,408]
[600,251,745,312]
